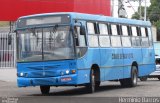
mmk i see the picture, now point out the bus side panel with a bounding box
[139,48,155,76]
[123,48,143,78]
[100,48,124,81]
[139,64,155,76]
[123,48,135,79]
[76,48,100,84]
[76,69,90,84]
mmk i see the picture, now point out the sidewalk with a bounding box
[0,68,17,82]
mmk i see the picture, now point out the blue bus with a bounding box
[15,12,155,94]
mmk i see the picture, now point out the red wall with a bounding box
[0,0,110,21]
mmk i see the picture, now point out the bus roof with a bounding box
[18,12,151,27]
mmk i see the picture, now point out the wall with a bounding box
[0,0,111,21]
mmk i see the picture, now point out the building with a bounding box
[0,0,111,21]
[0,0,111,68]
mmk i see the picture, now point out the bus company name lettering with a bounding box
[112,53,133,59]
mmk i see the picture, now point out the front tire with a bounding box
[40,86,50,95]
[86,69,96,93]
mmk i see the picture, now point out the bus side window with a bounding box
[137,27,141,36]
[131,26,138,36]
[131,26,141,47]
[98,23,110,47]
[141,27,149,47]
[111,24,118,35]
[87,22,99,47]
[74,26,86,47]
[121,25,131,47]
[147,27,152,46]
[122,25,129,36]
[110,24,121,47]
[99,23,108,34]
[87,22,96,34]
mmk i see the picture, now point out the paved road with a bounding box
[0,79,160,103]
[0,78,160,97]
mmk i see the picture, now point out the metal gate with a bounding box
[0,33,16,68]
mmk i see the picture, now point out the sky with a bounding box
[112,0,151,18]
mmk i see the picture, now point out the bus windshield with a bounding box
[17,26,75,62]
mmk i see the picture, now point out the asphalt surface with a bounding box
[0,78,160,103]
[0,78,160,97]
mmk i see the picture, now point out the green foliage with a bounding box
[155,20,160,29]
[132,12,140,20]
[131,6,145,20]
[147,0,160,28]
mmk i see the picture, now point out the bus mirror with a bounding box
[80,26,85,35]
[8,35,12,45]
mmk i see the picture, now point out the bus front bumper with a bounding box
[17,74,77,87]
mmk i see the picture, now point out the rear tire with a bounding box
[40,86,50,95]
[120,66,138,87]
[95,81,100,89]
[158,77,160,80]
[139,76,148,81]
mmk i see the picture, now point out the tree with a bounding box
[147,0,160,41]
[132,12,140,19]
[147,0,160,26]
[131,6,145,20]
[131,0,160,41]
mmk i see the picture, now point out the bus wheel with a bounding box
[120,66,138,87]
[95,81,100,89]
[40,86,50,95]
[139,76,148,81]
[158,77,160,81]
[86,69,96,93]
[128,66,138,87]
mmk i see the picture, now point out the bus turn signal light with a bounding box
[71,70,76,74]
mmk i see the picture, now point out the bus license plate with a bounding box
[61,77,71,82]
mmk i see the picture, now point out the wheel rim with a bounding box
[133,71,137,85]
[92,74,95,92]
[91,69,95,92]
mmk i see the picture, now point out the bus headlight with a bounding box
[18,72,27,77]
[20,73,24,77]
[66,70,70,74]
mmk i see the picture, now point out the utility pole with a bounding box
[118,0,127,18]
[144,0,147,21]
[139,0,142,20]
[111,0,114,17]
